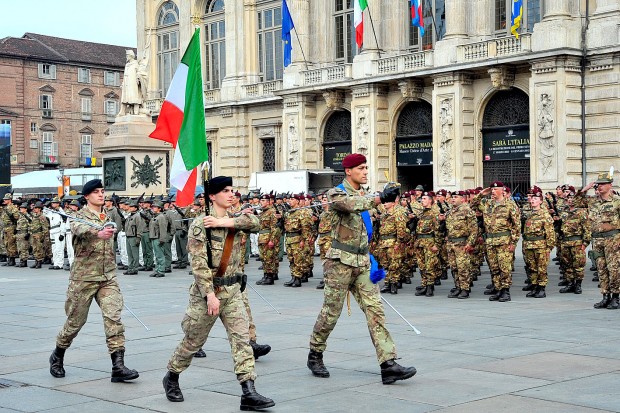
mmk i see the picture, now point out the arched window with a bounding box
[157,1,180,96]
[204,0,226,90]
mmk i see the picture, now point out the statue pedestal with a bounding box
[97,115,171,196]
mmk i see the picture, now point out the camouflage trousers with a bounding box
[44,233,52,260]
[3,226,17,257]
[415,239,440,286]
[559,242,586,282]
[0,229,5,255]
[310,259,397,364]
[286,239,306,278]
[240,290,257,342]
[377,243,406,283]
[258,240,280,274]
[16,233,30,262]
[317,235,331,261]
[592,234,620,294]
[447,242,472,290]
[523,248,550,287]
[56,277,126,353]
[439,241,449,270]
[167,289,256,383]
[486,243,514,289]
[31,233,46,261]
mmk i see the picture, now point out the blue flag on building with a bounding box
[282,0,295,67]
[511,0,523,38]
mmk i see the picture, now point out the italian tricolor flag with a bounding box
[150,29,209,207]
[354,0,368,49]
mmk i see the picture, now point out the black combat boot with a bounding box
[256,274,274,285]
[316,280,325,289]
[250,340,271,360]
[110,350,139,382]
[194,348,206,358]
[49,346,66,378]
[434,278,441,286]
[415,284,426,292]
[526,285,539,298]
[0,254,6,262]
[448,288,461,298]
[18,259,28,267]
[414,286,428,296]
[163,371,184,402]
[5,257,16,266]
[396,280,403,289]
[425,284,434,297]
[380,359,417,385]
[574,280,583,294]
[522,283,535,291]
[594,294,611,309]
[607,293,620,310]
[307,350,330,377]
[533,285,546,298]
[592,272,599,282]
[30,260,42,269]
[390,283,398,294]
[273,273,279,281]
[441,268,448,280]
[283,276,295,287]
[498,288,511,302]
[485,283,494,290]
[558,279,569,286]
[403,276,412,284]
[300,273,309,283]
[484,286,498,296]
[559,282,575,293]
[380,283,391,293]
[308,270,314,278]
[255,274,267,285]
[291,277,302,287]
[489,288,502,301]
[240,380,275,411]
[457,289,470,299]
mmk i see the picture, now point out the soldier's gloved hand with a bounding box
[58,235,65,242]
[135,239,141,247]
[159,240,164,246]
[379,186,400,203]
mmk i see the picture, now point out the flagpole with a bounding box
[365,5,382,58]
[293,28,309,71]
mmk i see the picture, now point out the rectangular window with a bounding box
[105,100,118,122]
[39,95,52,109]
[30,122,37,133]
[81,134,92,158]
[38,63,57,79]
[495,0,507,32]
[495,0,541,37]
[104,71,120,86]
[41,132,56,156]
[81,97,92,121]
[78,68,91,83]
[407,0,446,51]
[1,120,10,125]
[526,0,542,32]
[205,19,226,89]
[334,0,357,63]
[30,139,38,149]
[158,31,180,95]
[257,6,283,82]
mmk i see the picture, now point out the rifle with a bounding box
[111,193,126,227]
[405,201,419,234]
[137,192,146,204]
[436,201,447,235]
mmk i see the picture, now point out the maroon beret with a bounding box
[422,191,435,198]
[454,190,467,197]
[437,189,447,197]
[490,181,504,188]
[504,186,511,193]
[342,153,367,169]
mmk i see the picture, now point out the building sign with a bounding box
[0,124,11,185]
[483,126,530,161]
[396,137,433,167]
[323,143,352,171]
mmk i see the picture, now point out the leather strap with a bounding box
[215,228,236,278]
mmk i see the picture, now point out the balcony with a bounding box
[375,50,434,76]
[42,109,53,119]
[39,154,59,165]
[204,88,221,103]
[456,33,532,63]
[302,64,352,86]
[81,112,92,121]
[241,80,282,99]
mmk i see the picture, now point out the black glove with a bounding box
[58,235,65,242]
[25,233,30,241]
[135,239,141,247]
[379,186,400,203]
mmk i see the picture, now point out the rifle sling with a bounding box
[215,228,236,278]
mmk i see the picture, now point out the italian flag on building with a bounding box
[149,29,209,207]
[354,0,368,49]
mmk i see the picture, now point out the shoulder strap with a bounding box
[215,228,236,278]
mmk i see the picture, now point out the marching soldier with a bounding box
[471,182,521,302]
[149,201,167,278]
[46,197,65,270]
[521,188,556,298]
[28,202,49,269]
[413,191,442,297]
[442,191,477,299]
[557,186,591,294]
[256,194,281,285]
[49,179,139,383]
[16,203,31,267]
[123,201,141,275]
[1,193,20,267]
[283,195,312,288]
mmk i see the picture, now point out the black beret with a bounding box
[205,176,233,195]
[82,179,103,196]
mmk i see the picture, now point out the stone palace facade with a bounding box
[137,0,620,194]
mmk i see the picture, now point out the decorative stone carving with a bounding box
[103,157,126,191]
[356,107,369,155]
[287,118,299,170]
[322,90,345,110]
[537,93,555,177]
[438,98,454,183]
[130,155,163,188]
[398,79,424,101]
[257,126,275,138]
[488,66,515,90]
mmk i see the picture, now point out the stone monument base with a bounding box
[98,115,171,196]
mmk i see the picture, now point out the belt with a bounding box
[258,229,271,234]
[563,235,583,241]
[592,229,620,239]
[448,236,467,243]
[331,240,369,255]
[380,234,396,240]
[213,273,247,287]
[286,231,301,237]
[50,224,61,229]
[523,235,545,241]
[211,235,223,242]
[487,231,511,239]
[30,230,43,234]
[417,233,434,239]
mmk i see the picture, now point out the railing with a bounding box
[241,80,282,99]
[39,154,59,165]
[375,50,433,75]
[144,98,163,114]
[457,33,532,63]
[302,64,352,86]
[204,89,221,103]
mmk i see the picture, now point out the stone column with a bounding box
[587,0,620,49]
[472,0,494,40]
[220,0,248,100]
[542,0,572,19]
[532,0,581,51]
[432,72,475,190]
[289,0,310,66]
[444,0,468,39]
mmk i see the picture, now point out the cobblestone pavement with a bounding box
[0,245,619,413]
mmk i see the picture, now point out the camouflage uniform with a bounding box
[167,210,260,383]
[522,208,556,288]
[445,203,477,292]
[56,208,127,353]
[1,203,19,258]
[317,209,336,260]
[16,209,31,264]
[376,203,409,288]
[471,193,521,291]
[29,210,49,263]
[435,200,450,277]
[413,207,442,289]
[310,179,397,364]
[559,206,591,287]
[587,194,620,296]
[284,207,312,280]
[257,205,281,275]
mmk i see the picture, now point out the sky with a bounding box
[1,0,137,47]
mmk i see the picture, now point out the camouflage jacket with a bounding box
[258,205,280,244]
[70,207,116,281]
[1,204,19,227]
[188,210,260,298]
[471,193,521,246]
[587,194,620,236]
[445,203,477,247]
[325,179,376,268]
[522,208,555,250]
[377,204,410,247]
[559,207,591,246]
[284,209,312,242]
[16,212,31,234]
[415,207,442,246]
[28,211,49,235]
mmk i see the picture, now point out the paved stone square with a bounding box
[0,248,619,413]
